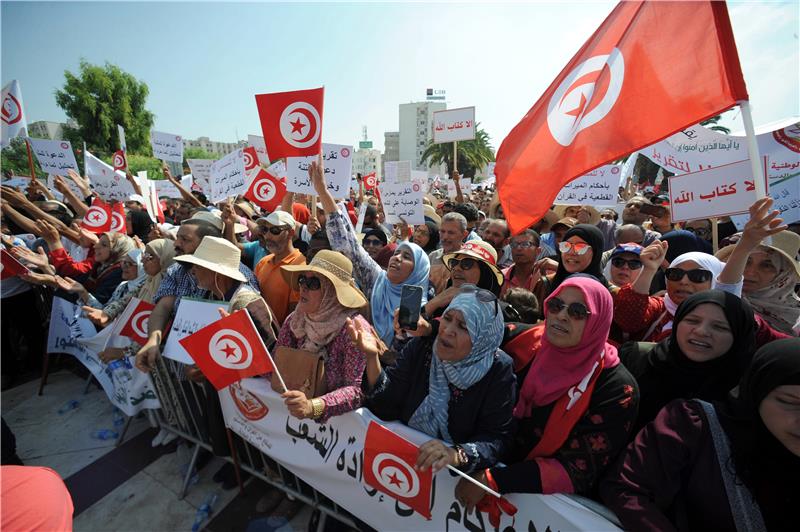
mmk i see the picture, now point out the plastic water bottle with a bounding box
[191,492,219,532]
[57,400,80,414]
[112,408,126,427]
[91,429,119,440]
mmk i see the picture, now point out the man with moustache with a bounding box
[428,212,469,294]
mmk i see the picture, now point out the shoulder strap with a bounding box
[695,400,767,532]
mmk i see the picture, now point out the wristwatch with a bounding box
[454,445,469,467]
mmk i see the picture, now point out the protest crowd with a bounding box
[2,2,799,531]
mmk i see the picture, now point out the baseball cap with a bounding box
[610,243,643,258]
[260,210,296,228]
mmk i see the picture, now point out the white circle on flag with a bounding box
[84,206,108,228]
[371,452,420,498]
[279,101,321,149]
[110,211,125,232]
[113,152,126,168]
[253,177,276,203]
[131,310,151,338]
[1,93,22,125]
[208,329,253,370]
[243,151,255,169]
[547,48,625,147]
[366,175,376,188]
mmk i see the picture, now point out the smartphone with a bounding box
[639,203,668,218]
[398,285,424,331]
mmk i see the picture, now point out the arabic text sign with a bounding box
[668,159,763,223]
[555,164,621,206]
[433,106,476,144]
[27,138,78,176]
[286,144,352,198]
[248,134,270,165]
[187,159,214,192]
[380,181,425,225]
[85,151,136,202]
[210,149,246,203]
[150,130,184,163]
[154,176,193,199]
[384,161,411,183]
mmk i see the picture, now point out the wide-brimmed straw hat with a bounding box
[553,204,600,225]
[716,230,800,278]
[174,236,246,282]
[442,239,504,285]
[281,250,367,309]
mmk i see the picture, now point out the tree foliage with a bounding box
[1,138,42,177]
[55,60,155,156]
[421,127,495,180]
[700,114,731,134]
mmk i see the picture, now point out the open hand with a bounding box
[346,317,386,358]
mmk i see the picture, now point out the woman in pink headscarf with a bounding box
[456,276,639,511]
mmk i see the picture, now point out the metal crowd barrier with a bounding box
[149,357,359,531]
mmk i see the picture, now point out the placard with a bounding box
[380,181,425,225]
[118,124,127,152]
[84,151,135,202]
[555,164,621,206]
[433,107,476,144]
[150,130,184,163]
[27,138,78,176]
[210,149,246,203]
[384,161,411,183]
[248,134,270,165]
[163,297,231,365]
[153,175,193,199]
[286,143,352,198]
[187,159,214,193]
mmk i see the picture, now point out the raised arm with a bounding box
[163,165,204,208]
[53,175,89,217]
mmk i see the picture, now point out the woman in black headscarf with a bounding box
[619,289,757,433]
[533,223,608,304]
[127,210,154,243]
[601,338,800,531]
[648,229,711,293]
[412,220,440,254]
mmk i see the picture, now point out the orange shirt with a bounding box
[255,248,306,325]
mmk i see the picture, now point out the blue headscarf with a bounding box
[408,290,505,442]
[370,241,430,345]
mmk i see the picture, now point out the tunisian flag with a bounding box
[496,0,748,233]
[245,168,287,212]
[255,87,324,160]
[81,197,113,233]
[115,298,155,344]
[363,422,433,519]
[179,309,276,390]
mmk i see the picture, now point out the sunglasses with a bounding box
[510,241,536,249]
[297,274,322,291]
[447,257,477,270]
[685,227,710,237]
[558,241,591,255]
[546,296,592,320]
[262,226,288,235]
[665,268,713,283]
[611,257,643,270]
[363,238,384,246]
[458,283,499,317]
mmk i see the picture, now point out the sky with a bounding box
[2,1,798,153]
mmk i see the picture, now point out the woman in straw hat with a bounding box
[278,250,371,423]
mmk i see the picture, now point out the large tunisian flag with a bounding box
[495,0,748,233]
[255,88,324,161]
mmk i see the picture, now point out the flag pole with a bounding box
[445,464,501,498]
[453,141,458,178]
[711,216,719,254]
[25,139,36,179]
[738,100,767,200]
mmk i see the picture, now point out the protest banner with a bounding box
[27,138,78,176]
[248,134,270,165]
[668,159,764,223]
[286,143,352,198]
[84,150,136,201]
[433,107,476,144]
[555,164,621,206]
[47,297,160,416]
[220,378,620,531]
[150,130,184,163]
[163,297,231,365]
[187,158,214,192]
[210,149,246,203]
[153,175,193,199]
[380,181,425,225]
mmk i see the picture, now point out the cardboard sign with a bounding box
[384,161,411,183]
[380,181,425,225]
[286,143,353,198]
[84,150,136,202]
[27,138,78,176]
[153,176,193,199]
[433,106,476,144]
[187,158,215,193]
[210,149,247,203]
[555,164,621,206]
[150,130,184,163]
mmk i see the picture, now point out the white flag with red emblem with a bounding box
[113,297,155,344]
[179,309,279,390]
[1,80,27,148]
[82,197,113,233]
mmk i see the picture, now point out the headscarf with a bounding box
[716,338,800,530]
[289,276,355,353]
[661,229,712,260]
[621,290,756,431]
[408,290,505,442]
[418,221,440,254]
[550,224,608,294]
[515,276,620,415]
[370,241,430,345]
[741,245,800,334]
[663,252,725,332]
[100,249,147,319]
[97,232,135,275]
[128,210,154,243]
[137,239,176,303]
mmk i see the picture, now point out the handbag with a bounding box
[270,346,327,399]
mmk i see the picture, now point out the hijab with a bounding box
[370,241,430,345]
[662,229,711,260]
[662,252,725,332]
[550,224,608,295]
[408,289,505,442]
[97,232,135,275]
[289,276,355,353]
[128,210,154,243]
[515,276,620,415]
[742,245,800,334]
[621,290,756,431]
[137,239,176,303]
[716,338,800,530]
[419,221,440,254]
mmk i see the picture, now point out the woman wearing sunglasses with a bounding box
[605,243,644,288]
[454,276,638,510]
[352,285,516,478]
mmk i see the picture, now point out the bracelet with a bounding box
[310,398,325,419]
[454,445,469,468]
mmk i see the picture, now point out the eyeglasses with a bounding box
[510,241,536,249]
[665,268,713,283]
[121,260,138,268]
[684,227,710,237]
[546,296,592,320]
[611,257,643,270]
[600,213,616,220]
[558,241,591,255]
[297,274,322,290]
[447,257,477,270]
[458,283,499,317]
[362,238,384,246]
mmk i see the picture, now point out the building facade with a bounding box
[398,101,446,172]
[183,136,246,156]
[353,147,382,180]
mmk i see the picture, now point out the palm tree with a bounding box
[420,126,495,180]
[700,114,731,134]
